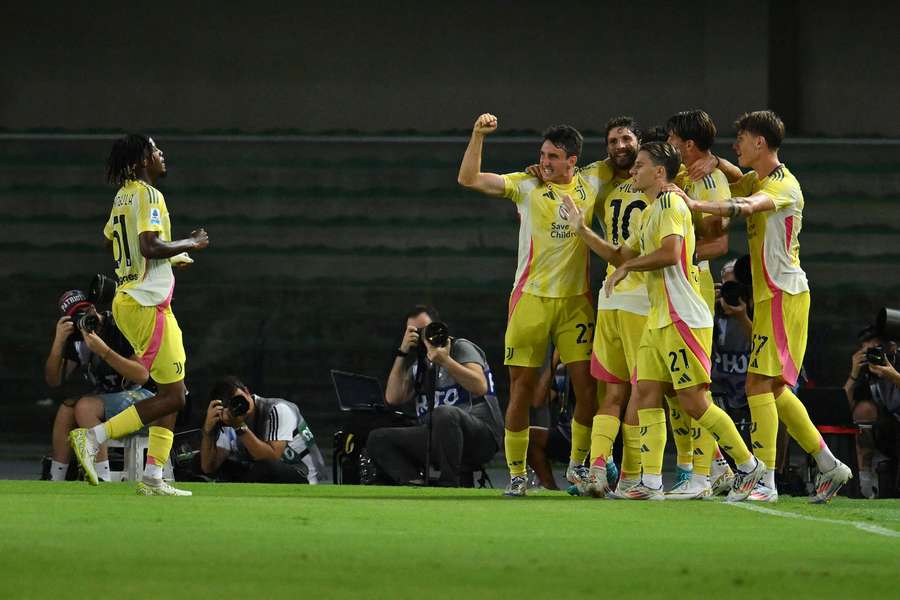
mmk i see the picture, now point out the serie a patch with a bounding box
[149,207,161,226]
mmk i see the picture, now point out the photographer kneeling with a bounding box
[44,288,152,481]
[200,376,327,484]
[368,306,503,487]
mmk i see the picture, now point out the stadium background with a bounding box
[2,1,898,459]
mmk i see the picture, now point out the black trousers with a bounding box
[366,405,498,487]
[206,458,308,484]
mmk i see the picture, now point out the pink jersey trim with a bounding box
[508,239,534,320]
[671,318,711,376]
[138,282,175,371]
[784,216,794,255]
[591,351,628,383]
[770,289,800,387]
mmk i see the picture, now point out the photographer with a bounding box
[845,325,900,498]
[369,305,503,487]
[710,259,753,421]
[200,376,326,484]
[44,288,151,481]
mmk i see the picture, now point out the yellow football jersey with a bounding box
[103,179,175,306]
[595,177,650,315]
[624,191,712,330]
[501,162,613,298]
[730,164,808,302]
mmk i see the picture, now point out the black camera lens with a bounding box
[720,281,744,307]
[77,313,100,334]
[88,274,117,306]
[423,321,449,348]
[227,394,250,417]
[866,346,887,366]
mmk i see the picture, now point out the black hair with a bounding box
[209,376,249,403]
[106,134,153,185]
[542,125,583,158]
[666,109,717,151]
[641,125,669,143]
[405,304,440,324]
[639,141,682,181]
[604,116,641,143]
[734,110,785,149]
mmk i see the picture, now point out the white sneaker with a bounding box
[584,459,609,498]
[727,458,766,502]
[504,475,527,497]
[666,478,711,500]
[136,478,193,496]
[710,459,734,496]
[68,428,100,486]
[566,464,591,495]
[811,460,852,504]
[622,481,665,501]
[608,477,640,500]
[748,483,779,503]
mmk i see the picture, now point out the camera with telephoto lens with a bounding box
[865,345,888,367]
[720,280,748,307]
[224,393,251,418]
[88,273,117,306]
[417,322,449,349]
[71,310,101,341]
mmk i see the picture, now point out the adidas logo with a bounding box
[675,427,690,436]
[677,373,692,385]
[693,448,705,456]
[752,441,764,449]
[640,444,650,453]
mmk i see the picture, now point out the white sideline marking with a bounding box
[730,502,900,539]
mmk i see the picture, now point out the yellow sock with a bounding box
[621,424,642,478]
[504,428,529,477]
[697,404,752,465]
[747,393,778,467]
[667,396,693,466]
[637,408,667,476]
[590,415,620,464]
[775,388,823,455]
[103,405,144,440]
[570,419,591,465]
[147,426,174,466]
[692,423,716,476]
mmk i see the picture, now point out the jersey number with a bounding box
[609,199,647,244]
[669,349,689,372]
[112,215,133,268]
[575,323,595,344]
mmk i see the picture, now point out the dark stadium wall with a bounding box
[3,2,894,136]
[6,1,890,136]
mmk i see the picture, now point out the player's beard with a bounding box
[612,148,637,171]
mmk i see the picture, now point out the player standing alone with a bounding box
[69,134,209,496]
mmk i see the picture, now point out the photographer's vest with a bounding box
[710,316,751,410]
[411,339,505,447]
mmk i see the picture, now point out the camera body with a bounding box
[866,345,887,367]
[720,280,748,307]
[70,310,101,341]
[224,393,251,418]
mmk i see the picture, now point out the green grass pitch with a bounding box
[1,481,899,599]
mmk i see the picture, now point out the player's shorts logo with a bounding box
[505,347,514,361]
[173,362,184,375]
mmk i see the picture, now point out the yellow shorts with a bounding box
[112,292,186,385]
[749,290,809,386]
[637,323,712,389]
[591,309,647,384]
[698,266,715,314]
[505,292,595,367]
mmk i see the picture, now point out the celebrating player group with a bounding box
[458,108,852,503]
